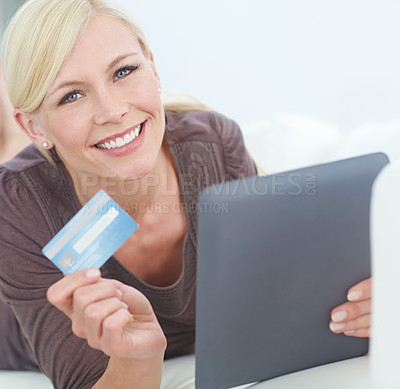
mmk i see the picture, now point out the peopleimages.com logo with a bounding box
[78,171,318,198]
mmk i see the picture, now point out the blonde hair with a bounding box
[161,89,210,112]
[1,0,150,113]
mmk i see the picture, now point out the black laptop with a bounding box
[195,153,389,389]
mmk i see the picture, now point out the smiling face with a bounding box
[19,13,164,192]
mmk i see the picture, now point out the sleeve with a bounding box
[210,112,258,180]
[0,171,109,389]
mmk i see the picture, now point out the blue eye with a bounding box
[59,91,83,105]
[114,65,139,81]
[115,69,131,79]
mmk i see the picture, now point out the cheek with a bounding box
[137,89,163,116]
[47,112,89,149]
[122,76,162,113]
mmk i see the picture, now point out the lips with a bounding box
[95,123,143,150]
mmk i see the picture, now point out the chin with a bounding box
[113,161,157,182]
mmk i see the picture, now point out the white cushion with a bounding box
[330,119,400,163]
[0,371,53,389]
[243,114,400,173]
[243,113,341,174]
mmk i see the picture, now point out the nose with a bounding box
[93,87,128,125]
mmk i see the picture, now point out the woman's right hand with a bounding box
[46,268,167,361]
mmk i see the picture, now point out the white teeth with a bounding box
[96,123,143,150]
[116,137,124,147]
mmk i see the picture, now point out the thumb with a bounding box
[113,281,155,319]
[347,277,372,301]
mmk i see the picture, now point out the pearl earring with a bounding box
[158,87,162,94]
[43,142,49,148]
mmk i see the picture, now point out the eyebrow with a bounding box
[48,52,141,98]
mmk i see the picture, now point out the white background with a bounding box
[119,0,400,133]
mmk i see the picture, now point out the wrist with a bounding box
[93,351,165,389]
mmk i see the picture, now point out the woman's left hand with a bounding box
[329,277,372,338]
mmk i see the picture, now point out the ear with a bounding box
[148,51,161,84]
[13,109,50,147]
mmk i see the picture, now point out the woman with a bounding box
[0,0,371,388]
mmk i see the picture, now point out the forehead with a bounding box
[56,14,142,78]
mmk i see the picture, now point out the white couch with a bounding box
[0,370,53,388]
[243,113,400,173]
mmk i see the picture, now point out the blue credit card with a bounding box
[42,190,138,274]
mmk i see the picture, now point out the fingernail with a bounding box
[122,302,128,309]
[85,268,100,279]
[344,330,356,335]
[332,310,347,322]
[116,289,123,297]
[347,290,362,301]
[330,322,345,332]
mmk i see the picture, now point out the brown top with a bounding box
[0,110,256,388]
